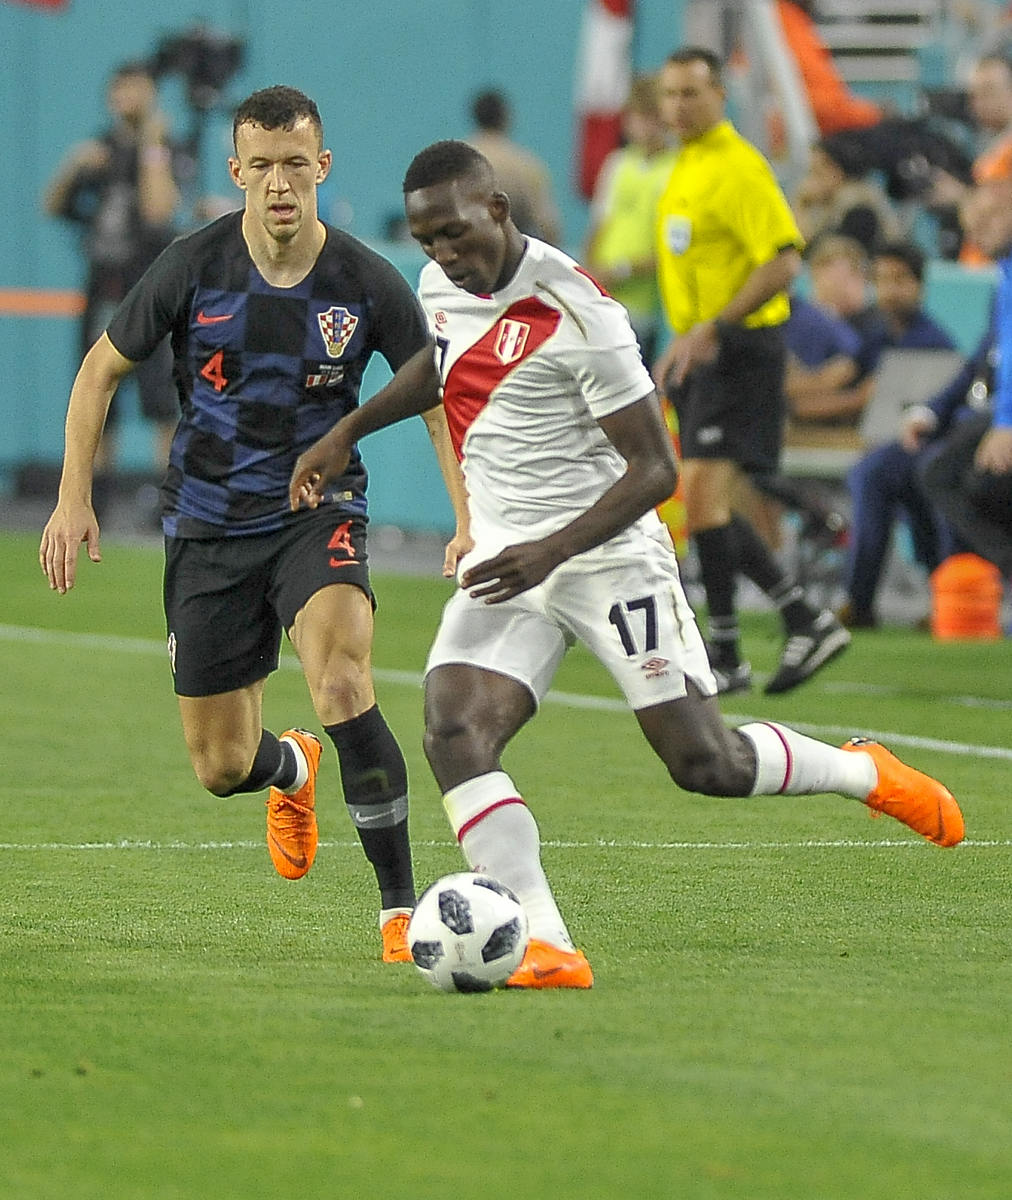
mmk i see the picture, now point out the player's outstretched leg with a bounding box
[841,737,965,847]
[735,721,965,847]
[266,729,322,879]
[325,706,416,962]
[442,772,593,989]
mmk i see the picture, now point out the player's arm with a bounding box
[290,343,442,510]
[419,403,473,577]
[654,247,803,390]
[462,390,676,603]
[40,333,136,593]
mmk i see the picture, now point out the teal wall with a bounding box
[0,0,687,530]
[0,1,998,533]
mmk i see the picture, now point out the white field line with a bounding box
[3,623,1012,763]
[0,838,1007,852]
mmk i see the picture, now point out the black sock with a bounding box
[219,730,297,796]
[694,524,741,666]
[325,706,415,910]
[729,514,817,633]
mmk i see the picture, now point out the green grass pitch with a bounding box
[2,529,1010,1199]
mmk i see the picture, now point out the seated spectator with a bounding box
[927,51,1012,264]
[790,236,956,428]
[841,324,994,628]
[784,290,862,410]
[793,137,902,254]
[921,179,1012,580]
[583,74,677,368]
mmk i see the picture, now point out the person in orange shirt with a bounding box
[775,0,883,135]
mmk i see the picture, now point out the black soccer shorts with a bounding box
[669,323,787,474]
[163,508,372,696]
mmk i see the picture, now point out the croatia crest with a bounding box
[493,318,530,365]
[317,306,359,359]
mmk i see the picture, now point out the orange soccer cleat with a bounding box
[266,729,323,879]
[506,938,594,989]
[842,737,965,847]
[381,912,413,963]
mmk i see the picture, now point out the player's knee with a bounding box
[191,747,253,797]
[423,710,489,774]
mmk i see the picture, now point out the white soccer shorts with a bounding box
[425,526,717,710]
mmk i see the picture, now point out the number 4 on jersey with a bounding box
[200,349,228,393]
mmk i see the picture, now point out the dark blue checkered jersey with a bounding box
[106,211,428,537]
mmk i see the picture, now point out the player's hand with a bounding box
[39,502,101,594]
[461,540,560,603]
[442,529,474,578]
[289,428,352,511]
[974,426,1012,474]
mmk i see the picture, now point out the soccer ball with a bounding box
[408,872,529,993]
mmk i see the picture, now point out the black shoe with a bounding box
[837,600,878,630]
[709,660,753,695]
[764,612,851,694]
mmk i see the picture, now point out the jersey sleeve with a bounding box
[717,155,804,264]
[362,250,430,370]
[552,269,655,420]
[106,238,192,363]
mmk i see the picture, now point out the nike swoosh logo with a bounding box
[532,965,564,980]
[267,832,307,870]
[329,558,358,568]
[196,310,235,324]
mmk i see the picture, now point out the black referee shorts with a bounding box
[163,508,372,697]
[668,323,786,474]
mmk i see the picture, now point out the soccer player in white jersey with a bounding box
[289,141,964,989]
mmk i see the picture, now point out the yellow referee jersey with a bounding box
[656,119,803,334]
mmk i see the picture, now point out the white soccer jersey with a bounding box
[418,237,660,556]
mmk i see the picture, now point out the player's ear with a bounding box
[228,156,245,191]
[316,149,332,184]
[489,190,510,224]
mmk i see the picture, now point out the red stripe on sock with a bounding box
[456,797,525,841]
[762,722,794,793]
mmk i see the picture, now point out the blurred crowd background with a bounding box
[3,0,1011,627]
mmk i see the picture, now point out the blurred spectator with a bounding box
[921,179,1012,580]
[774,1,884,136]
[466,88,562,245]
[841,324,995,628]
[792,137,902,254]
[43,60,182,479]
[790,236,955,428]
[928,51,1012,264]
[582,74,677,367]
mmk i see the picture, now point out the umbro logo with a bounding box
[196,310,235,325]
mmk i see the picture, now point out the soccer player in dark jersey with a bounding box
[40,86,469,963]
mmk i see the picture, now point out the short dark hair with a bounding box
[471,89,508,131]
[874,239,926,282]
[403,139,493,194]
[110,60,153,84]
[665,46,724,85]
[232,85,323,151]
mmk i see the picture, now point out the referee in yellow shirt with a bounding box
[653,47,849,694]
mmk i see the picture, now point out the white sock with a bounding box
[443,771,574,949]
[280,733,309,794]
[379,906,412,930]
[738,722,877,799]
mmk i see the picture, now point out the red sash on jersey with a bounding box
[442,297,562,460]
